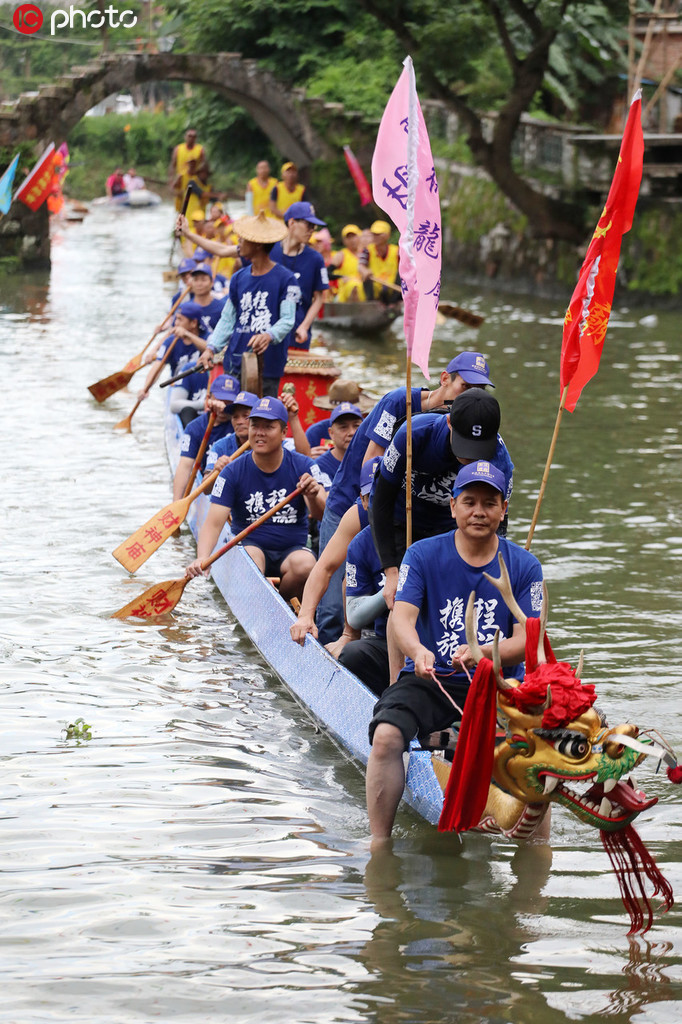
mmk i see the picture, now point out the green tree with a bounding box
[164,0,629,241]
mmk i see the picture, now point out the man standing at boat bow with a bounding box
[366,462,543,840]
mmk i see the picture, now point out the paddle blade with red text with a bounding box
[113,501,187,573]
[112,470,219,572]
[88,365,139,403]
[112,577,188,620]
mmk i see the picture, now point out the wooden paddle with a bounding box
[369,275,484,328]
[88,284,191,402]
[114,337,178,432]
[112,440,251,572]
[112,485,303,619]
[183,412,216,496]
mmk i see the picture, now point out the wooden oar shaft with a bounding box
[112,486,303,619]
[201,486,303,571]
[525,384,569,551]
[114,337,178,431]
[368,275,483,327]
[183,412,216,497]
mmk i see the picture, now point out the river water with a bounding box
[2,203,682,1023]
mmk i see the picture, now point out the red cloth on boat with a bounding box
[438,658,498,833]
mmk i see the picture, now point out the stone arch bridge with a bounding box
[0,51,368,264]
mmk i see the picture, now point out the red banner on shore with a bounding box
[15,143,56,211]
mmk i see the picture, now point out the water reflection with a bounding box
[1,203,682,1023]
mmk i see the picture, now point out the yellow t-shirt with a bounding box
[248,176,277,216]
[272,181,305,216]
[334,247,365,303]
[367,243,399,297]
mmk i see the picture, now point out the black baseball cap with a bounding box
[449,390,500,460]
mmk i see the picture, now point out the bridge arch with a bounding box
[0,51,337,166]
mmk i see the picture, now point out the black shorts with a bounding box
[368,672,470,752]
[244,542,312,578]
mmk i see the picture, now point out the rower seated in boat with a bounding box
[205,390,257,470]
[312,402,363,491]
[138,300,212,399]
[169,361,209,428]
[366,461,544,840]
[172,374,240,500]
[185,397,326,602]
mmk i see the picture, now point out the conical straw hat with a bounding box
[232,211,287,244]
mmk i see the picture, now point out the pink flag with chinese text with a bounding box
[371,56,441,379]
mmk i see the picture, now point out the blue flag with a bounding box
[0,154,20,215]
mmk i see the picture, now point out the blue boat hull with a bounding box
[165,407,447,826]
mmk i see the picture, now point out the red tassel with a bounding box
[438,660,498,833]
[667,765,682,784]
[600,824,674,934]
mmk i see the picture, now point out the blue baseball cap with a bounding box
[177,257,196,275]
[211,374,240,402]
[177,300,203,320]
[360,457,381,496]
[329,401,363,425]
[249,396,288,423]
[192,248,212,262]
[284,201,326,226]
[446,351,494,387]
[230,390,258,409]
[191,262,214,278]
[452,460,505,497]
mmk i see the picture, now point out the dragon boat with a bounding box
[152,398,680,933]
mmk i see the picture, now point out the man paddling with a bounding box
[186,396,326,602]
[172,374,240,500]
[366,461,544,840]
[205,390,258,471]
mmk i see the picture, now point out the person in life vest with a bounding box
[168,128,208,211]
[358,220,401,303]
[269,162,307,220]
[246,160,277,216]
[329,224,366,303]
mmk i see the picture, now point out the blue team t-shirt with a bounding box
[222,262,300,379]
[196,296,227,337]
[180,411,234,469]
[171,365,208,405]
[205,432,242,471]
[271,242,329,352]
[210,447,322,550]
[313,448,343,491]
[396,534,543,679]
[305,418,331,447]
[346,525,386,637]
[378,413,514,535]
[326,387,424,518]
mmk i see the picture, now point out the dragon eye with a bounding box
[556,735,589,759]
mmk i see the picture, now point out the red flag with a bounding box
[560,93,644,413]
[343,145,372,206]
[15,143,56,212]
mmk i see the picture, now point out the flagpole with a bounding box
[405,352,413,548]
[525,384,569,550]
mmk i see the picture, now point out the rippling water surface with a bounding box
[2,204,682,1023]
